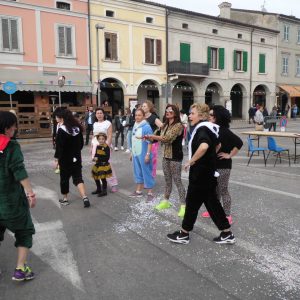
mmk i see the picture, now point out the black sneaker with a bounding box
[167,230,189,245]
[91,190,101,195]
[59,199,69,206]
[98,190,107,197]
[83,197,90,208]
[213,231,236,244]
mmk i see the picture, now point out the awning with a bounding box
[0,69,92,93]
[279,85,300,97]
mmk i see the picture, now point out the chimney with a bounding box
[219,2,232,19]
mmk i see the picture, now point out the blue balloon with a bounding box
[3,81,17,95]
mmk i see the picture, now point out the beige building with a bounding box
[167,3,278,119]
[90,0,167,116]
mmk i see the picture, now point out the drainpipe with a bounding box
[249,28,254,108]
[88,0,93,104]
[165,8,169,105]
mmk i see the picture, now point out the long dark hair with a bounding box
[0,111,17,134]
[162,104,181,128]
[212,105,231,128]
[54,107,83,133]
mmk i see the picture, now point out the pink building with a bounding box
[0,0,92,111]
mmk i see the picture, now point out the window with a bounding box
[297,29,300,43]
[238,33,242,39]
[56,2,70,10]
[297,58,300,76]
[284,25,289,41]
[233,50,248,72]
[57,25,73,57]
[182,23,188,29]
[261,38,265,43]
[104,32,118,61]
[0,17,19,52]
[212,29,218,34]
[259,53,266,73]
[146,17,153,24]
[180,43,190,63]
[207,47,225,70]
[106,10,115,17]
[145,38,162,65]
[282,57,288,74]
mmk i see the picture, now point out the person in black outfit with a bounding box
[84,106,95,145]
[54,108,90,208]
[114,109,126,151]
[248,105,256,124]
[201,105,243,224]
[167,103,235,245]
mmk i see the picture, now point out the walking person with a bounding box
[0,111,36,281]
[248,105,256,124]
[269,106,278,131]
[114,109,126,151]
[129,108,155,202]
[91,133,112,197]
[167,104,235,245]
[84,106,95,145]
[201,105,243,225]
[124,107,135,153]
[292,104,298,120]
[141,100,163,178]
[54,108,90,208]
[254,105,264,131]
[144,104,186,217]
[92,108,118,192]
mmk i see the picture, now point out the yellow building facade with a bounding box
[90,0,167,115]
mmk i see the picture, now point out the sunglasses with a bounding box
[165,109,174,113]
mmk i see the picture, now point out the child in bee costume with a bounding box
[91,133,112,197]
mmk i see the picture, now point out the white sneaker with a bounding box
[121,146,124,151]
[125,149,130,153]
[114,147,118,151]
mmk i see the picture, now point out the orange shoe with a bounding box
[201,211,210,218]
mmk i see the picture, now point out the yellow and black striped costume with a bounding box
[92,144,112,180]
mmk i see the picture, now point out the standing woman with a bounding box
[141,100,163,177]
[167,104,235,245]
[92,108,118,192]
[114,109,126,151]
[201,105,243,224]
[54,108,90,208]
[124,107,134,153]
[144,104,186,217]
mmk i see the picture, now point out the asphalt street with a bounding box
[0,120,299,300]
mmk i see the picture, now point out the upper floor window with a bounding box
[284,25,289,41]
[105,32,118,61]
[296,58,300,76]
[259,53,266,73]
[146,17,153,24]
[106,10,115,17]
[0,17,20,52]
[233,50,248,72]
[56,2,70,10]
[182,23,188,29]
[145,38,162,65]
[180,43,190,63]
[238,33,242,39]
[282,57,288,74]
[57,25,73,57]
[261,38,265,43]
[212,29,218,34]
[297,29,300,43]
[207,46,225,70]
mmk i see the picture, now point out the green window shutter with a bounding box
[243,51,248,72]
[233,50,237,70]
[207,46,211,68]
[259,54,265,73]
[180,43,190,63]
[219,48,225,70]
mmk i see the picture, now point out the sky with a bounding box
[147,0,300,18]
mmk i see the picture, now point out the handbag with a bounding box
[255,124,264,131]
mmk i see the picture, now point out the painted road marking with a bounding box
[33,185,61,209]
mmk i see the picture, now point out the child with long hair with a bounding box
[91,133,112,197]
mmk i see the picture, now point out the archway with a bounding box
[205,83,221,107]
[137,80,160,108]
[253,85,266,107]
[230,84,243,118]
[172,81,194,114]
[100,78,124,116]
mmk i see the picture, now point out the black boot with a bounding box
[92,180,102,195]
[92,190,101,195]
[98,189,107,197]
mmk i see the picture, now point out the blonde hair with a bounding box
[143,100,155,113]
[190,103,210,119]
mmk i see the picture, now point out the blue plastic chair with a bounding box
[266,137,291,167]
[247,137,267,167]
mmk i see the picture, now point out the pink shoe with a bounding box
[201,211,210,218]
[226,215,233,225]
[111,186,118,193]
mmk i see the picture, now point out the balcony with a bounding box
[168,61,209,77]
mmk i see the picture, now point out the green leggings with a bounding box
[0,211,35,249]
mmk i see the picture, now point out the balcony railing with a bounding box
[168,61,209,76]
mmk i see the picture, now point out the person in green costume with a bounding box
[0,111,36,281]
